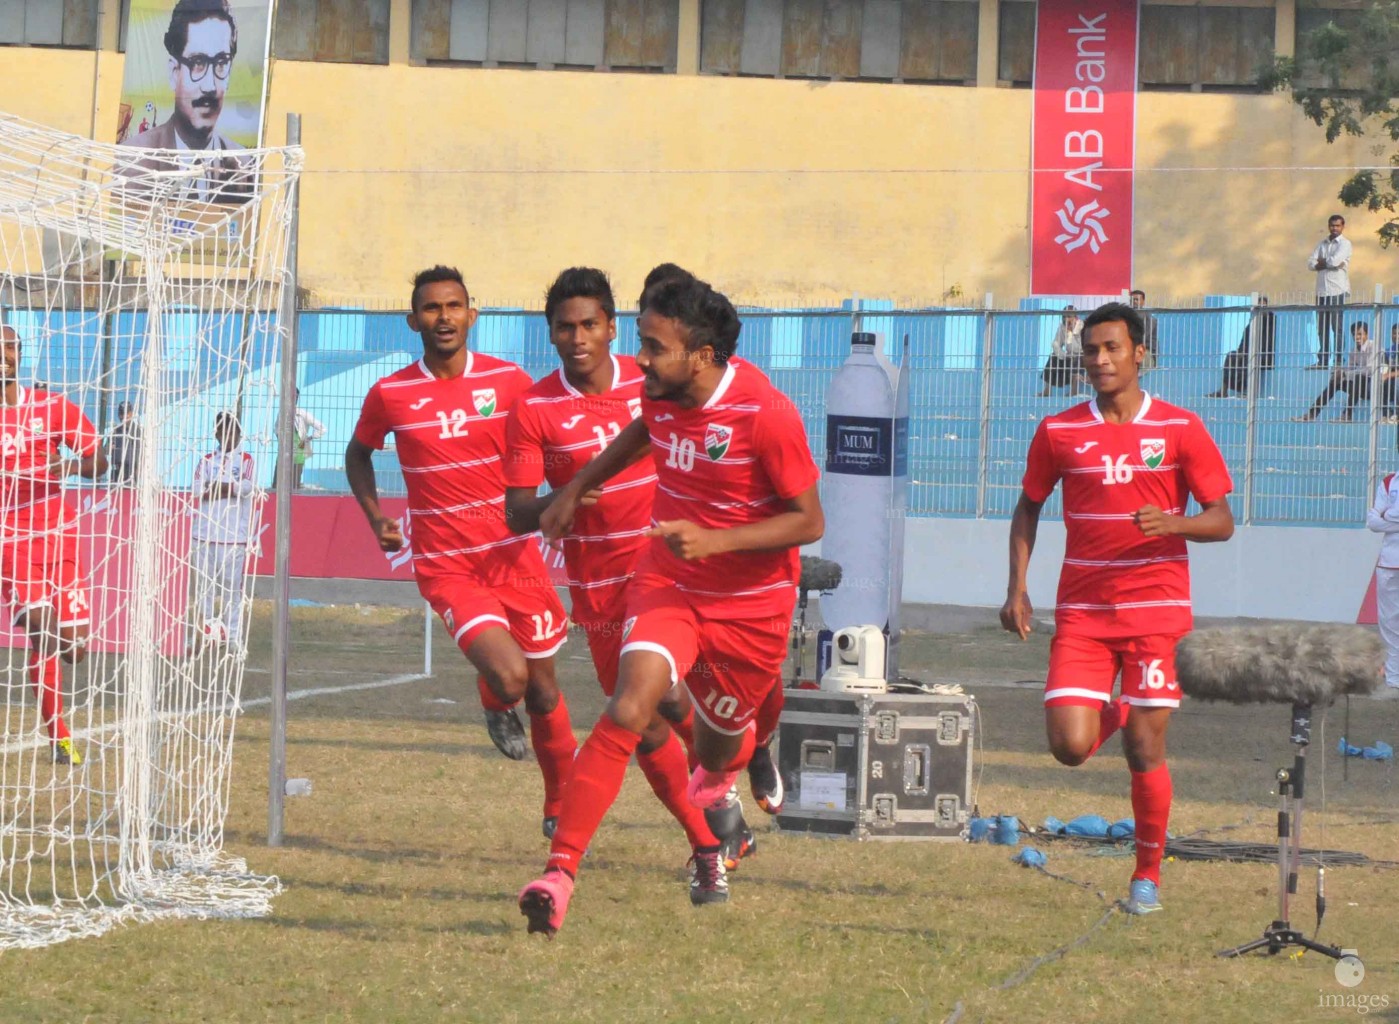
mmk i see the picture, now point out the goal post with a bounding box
[0,111,301,948]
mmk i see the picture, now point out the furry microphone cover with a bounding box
[799,556,843,593]
[1177,626,1383,705]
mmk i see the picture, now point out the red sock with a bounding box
[29,651,68,742]
[1086,699,1129,760]
[722,725,757,773]
[476,674,517,713]
[753,683,785,748]
[547,716,640,875]
[637,732,719,849]
[1130,763,1172,885]
[670,705,698,771]
[528,694,577,818]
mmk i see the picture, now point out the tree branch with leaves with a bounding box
[1261,1,1399,246]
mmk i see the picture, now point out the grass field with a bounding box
[3,599,1398,1024]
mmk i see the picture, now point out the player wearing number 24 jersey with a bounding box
[346,266,576,832]
[1002,302,1234,917]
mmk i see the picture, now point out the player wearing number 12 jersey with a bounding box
[345,267,576,833]
[1001,302,1234,916]
[517,273,823,937]
[503,266,721,873]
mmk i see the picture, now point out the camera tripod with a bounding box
[1218,701,1345,960]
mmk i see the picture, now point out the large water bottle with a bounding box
[817,331,909,683]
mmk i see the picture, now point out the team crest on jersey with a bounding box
[626,398,641,420]
[622,616,637,642]
[472,388,497,417]
[704,424,732,461]
[1140,438,1166,470]
[443,608,455,632]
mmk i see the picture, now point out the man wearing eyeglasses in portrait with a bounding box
[119,0,250,204]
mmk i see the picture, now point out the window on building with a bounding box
[0,0,98,48]
[700,0,978,84]
[275,0,391,64]
[1138,4,1275,91]
[412,0,678,71]
[1294,6,1371,91]
[997,0,1033,86]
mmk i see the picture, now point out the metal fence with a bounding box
[290,300,1399,529]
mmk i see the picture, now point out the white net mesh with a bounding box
[0,112,301,948]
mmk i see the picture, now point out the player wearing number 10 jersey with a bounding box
[517,273,823,937]
[346,266,576,834]
[504,265,722,871]
[1001,302,1234,917]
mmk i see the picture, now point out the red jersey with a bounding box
[0,387,101,543]
[353,353,541,584]
[503,354,656,622]
[1022,393,1233,639]
[638,359,819,616]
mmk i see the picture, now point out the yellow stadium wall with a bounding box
[1,45,1392,307]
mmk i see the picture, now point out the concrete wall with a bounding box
[1,37,1393,307]
[893,517,1377,623]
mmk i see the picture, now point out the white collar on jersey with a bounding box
[416,349,475,380]
[1087,390,1153,424]
[557,353,621,398]
[701,362,737,410]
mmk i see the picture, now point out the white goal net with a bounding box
[0,112,301,947]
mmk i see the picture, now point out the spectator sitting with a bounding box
[1130,289,1158,370]
[1206,297,1276,398]
[1038,306,1085,397]
[1293,321,1376,423]
[1381,324,1399,424]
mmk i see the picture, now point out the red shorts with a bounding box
[620,575,790,736]
[418,571,568,658]
[570,579,629,695]
[1044,632,1184,709]
[1,534,91,628]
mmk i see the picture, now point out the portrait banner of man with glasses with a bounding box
[116,0,274,205]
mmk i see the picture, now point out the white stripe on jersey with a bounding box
[569,526,651,543]
[402,455,502,473]
[567,572,635,590]
[1056,600,1192,610]
[602,474,657,492]
[409,495,504,516]
[656,483,777,510]
[1066,508,1183,520]
[675,579,795,598]
[1062,464,1179,475]
[413,534,530,559]
[1063,555,1190,567]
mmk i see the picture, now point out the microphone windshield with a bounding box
[1177,626,1383,705]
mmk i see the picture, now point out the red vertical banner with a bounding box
[1031,0,1139,295]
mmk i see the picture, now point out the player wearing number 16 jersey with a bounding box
[345,267,576,834]
[503,266,721,874]
[1001,302,1234,916]
[517,273,823,938]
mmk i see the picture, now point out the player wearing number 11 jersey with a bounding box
[1001,302,1234,916]
[346,267,576,834]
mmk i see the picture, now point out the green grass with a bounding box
[2,602,1397,1024]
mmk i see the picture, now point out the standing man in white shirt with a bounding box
[291,388,326,490]
[191,411,259,654]
[1366,470,1399,699]
[1308,214,1353,369]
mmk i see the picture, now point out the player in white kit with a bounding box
[191,411,259,653]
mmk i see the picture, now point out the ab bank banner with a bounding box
[1030,0,1140,295]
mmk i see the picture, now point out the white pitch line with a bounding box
[0,672,432,755]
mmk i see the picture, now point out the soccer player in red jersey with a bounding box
[345,267,577,833]
[0,324,109,766]
[1000,301,1234,915]
[503,265,722,858]
[517,273,824,937]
